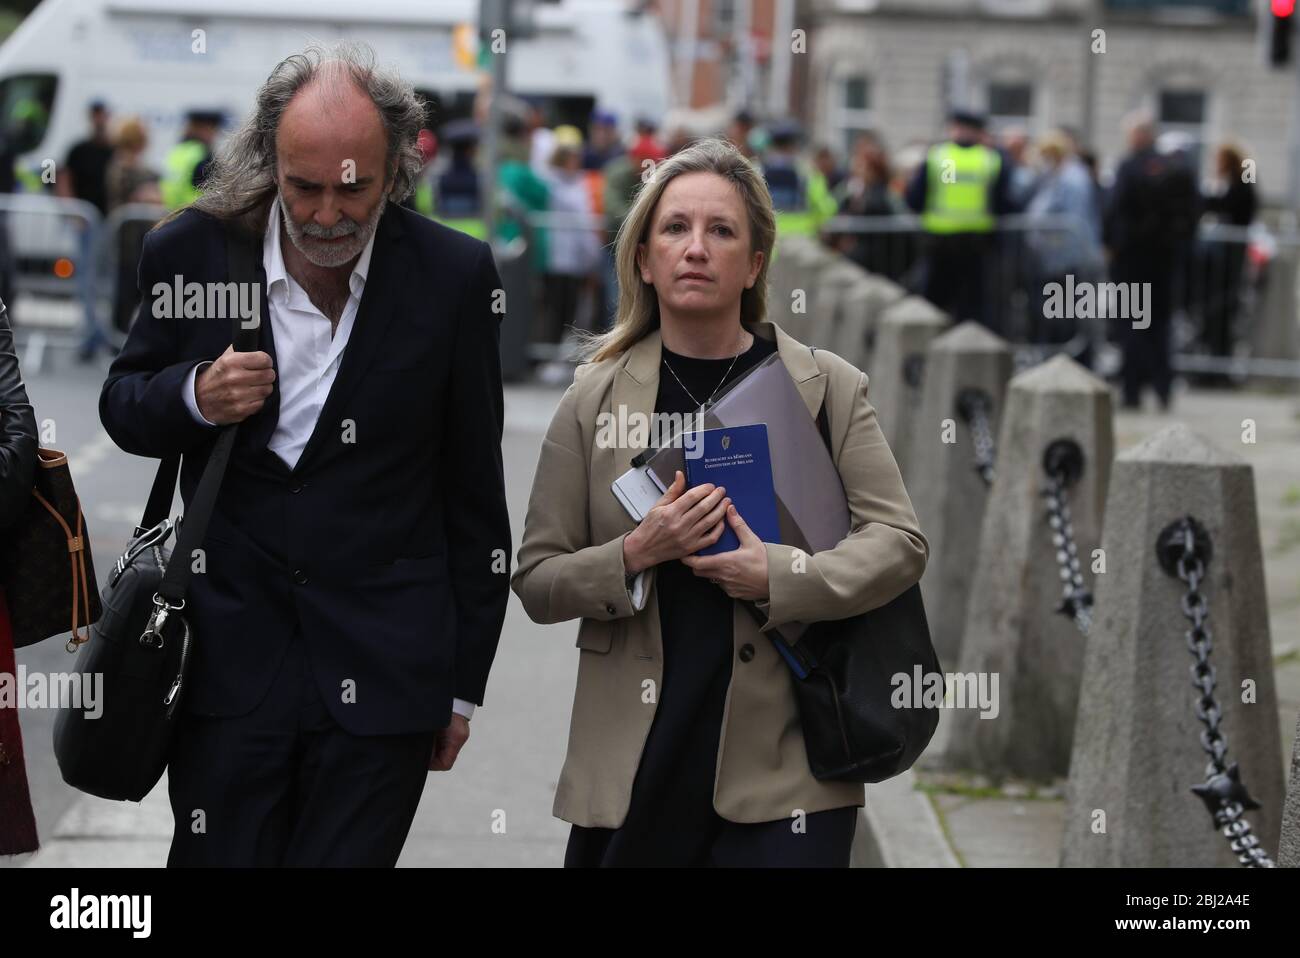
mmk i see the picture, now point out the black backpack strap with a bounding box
[144,227,261,605]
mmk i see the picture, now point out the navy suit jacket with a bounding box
[99,204,511,735]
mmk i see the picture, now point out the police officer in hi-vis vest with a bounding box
[160,110,223,210]
[905,109,1013,331]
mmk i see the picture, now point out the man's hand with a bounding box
[429,713,470,771]
[195,345,276,425]
[681,504,770,601]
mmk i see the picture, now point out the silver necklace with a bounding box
[661,329,750,410]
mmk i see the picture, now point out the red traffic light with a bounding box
[1274,0,1296,18]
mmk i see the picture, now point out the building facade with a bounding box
[806,0,1292,200]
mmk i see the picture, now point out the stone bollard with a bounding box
[831,274,907,371]
[774,241,835,343]
[770,234,818,307]
[804,259,867,352]
[938,355,1113,781]
[908,321,1013,670]
[1060,423,1284,867]
[869,295,949,483]
[1281,712,1300,866]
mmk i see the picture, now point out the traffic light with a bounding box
[1272,0,1296,66]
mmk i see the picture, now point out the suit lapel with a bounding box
[767,320,828,420]
[609,329,663,477]
[292,206,411,475]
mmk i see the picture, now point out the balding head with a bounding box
[190,41,425,235]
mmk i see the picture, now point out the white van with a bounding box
[0,0,671,290]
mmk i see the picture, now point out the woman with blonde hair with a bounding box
[512,136,928,867]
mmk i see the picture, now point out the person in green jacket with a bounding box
[495,112,549,274]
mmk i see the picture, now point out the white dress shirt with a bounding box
[183,197,476,721]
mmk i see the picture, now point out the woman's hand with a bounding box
[623,471,731,574]
[681,504,770,601]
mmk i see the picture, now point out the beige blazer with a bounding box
[511,319,929,828]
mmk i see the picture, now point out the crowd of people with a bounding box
[5,91,1269,406]
[422,101,1261,406]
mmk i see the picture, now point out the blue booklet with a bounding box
[684,423,781,555]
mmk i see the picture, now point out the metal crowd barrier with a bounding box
[0,192,103,372]
[822,212,1103,359]
[516,209,610,366]
[817,212,1300,381]
[18,194,1289,386]
[0,193,171,374]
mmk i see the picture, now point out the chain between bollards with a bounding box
[1157,515,1274,868]
[1041,438,1093,636]
[956,388,996,487]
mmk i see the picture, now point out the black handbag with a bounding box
[750,356,942,784]
[53,230,260,802]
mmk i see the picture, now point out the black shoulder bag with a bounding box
[54,229,260,802]
[748,348,943,784]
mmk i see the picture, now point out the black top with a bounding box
[565,328,779,865]
[653,331,778,707]
[1203,179,1256,228]
[65,139,114,214]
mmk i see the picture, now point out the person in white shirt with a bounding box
[99,42,511,867]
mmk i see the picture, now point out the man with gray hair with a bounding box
[99,44,511,866]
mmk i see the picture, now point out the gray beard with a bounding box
[280,192,387,268]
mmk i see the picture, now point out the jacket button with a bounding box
[739,643,755,663]
[605,603,617,616]
[293,569,308,585]
[290,481,303,493]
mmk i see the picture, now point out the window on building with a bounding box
[1159,89,1205,125]
[832,73,874,157]
[1105,0,1249,15]
[986,81,1034,135]
[1157,87,1207,171]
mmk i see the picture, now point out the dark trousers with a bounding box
[165,630,437,867]
[540,273,583,344]
[1200,242,1247,360]
[921,233,994,332]
[1113,253,1175,408]
[565,805,858,868]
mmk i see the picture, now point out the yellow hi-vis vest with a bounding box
[161,140,208,210]
[921,141,1000,235]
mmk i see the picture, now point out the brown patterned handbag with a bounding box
[0,446,101,650]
